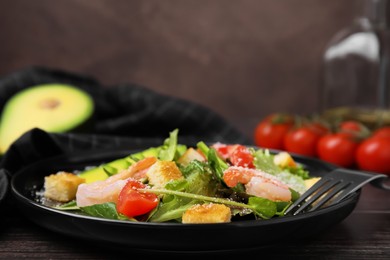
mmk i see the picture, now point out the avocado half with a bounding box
[0,83,94,154]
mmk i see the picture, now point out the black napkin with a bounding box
[0,66,251,176]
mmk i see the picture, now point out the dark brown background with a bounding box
[0,0,361,138]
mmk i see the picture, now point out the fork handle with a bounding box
[370,173,390,191]
[334,168,390,191]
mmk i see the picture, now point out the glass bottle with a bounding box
[320,0,390,127]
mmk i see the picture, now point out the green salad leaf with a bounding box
[55,200,78,210]
[253,149,307,194]
[253,149,281,175]
[147,160,220,222]
[247,197,277,219]
[196,141,228,180]
[158,128,179,161]
[45,129,316,224]
[80,202,134,221]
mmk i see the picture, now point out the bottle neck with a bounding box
[362,0,390,28]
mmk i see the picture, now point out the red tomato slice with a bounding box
[116,179,158,218]
[212,143,255,168]
[212,142,231,160]
[229,145,255,168]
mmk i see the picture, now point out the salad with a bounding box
[41,129,319,224]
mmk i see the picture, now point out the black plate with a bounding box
[0,169,8,207]
[10,149,360,253]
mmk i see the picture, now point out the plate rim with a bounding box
[0,169,8,206]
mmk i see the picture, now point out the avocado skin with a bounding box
[0,83,95,154]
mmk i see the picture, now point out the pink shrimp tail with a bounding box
[76,157,157,207]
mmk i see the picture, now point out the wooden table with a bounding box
[1,175,389,259]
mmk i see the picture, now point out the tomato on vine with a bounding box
[338,120,369,138]
[339,120,363,132]
[371,126,390,139]
[284,126,323,157]
[355,136,390,175]
[307,121,330,136]
[282,120,329,157]
[316,133,359,168]
[254,113,294,150]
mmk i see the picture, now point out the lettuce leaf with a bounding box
[147,160,220,222]
[253,149,307,194]
[80,202,134,221]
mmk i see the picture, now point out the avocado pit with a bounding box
[39,98,61,110]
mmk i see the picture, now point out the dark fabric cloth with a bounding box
[0,66,251,176]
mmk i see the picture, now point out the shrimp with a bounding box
[223,166,291,202]
[76,157,157,207]
[245,177,292,202]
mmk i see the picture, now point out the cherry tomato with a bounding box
[371,126,390,139]
[213,143,254,168]
[229,144,255,168]
[116,179,158,218]
[307,121,330,136]
[355,136,390,175]
[316,133,359,168]
[338,120,369,139]
[339,120,363,132]
[254,113,294,150]
[284,127,322,157]
[212,142,232,160]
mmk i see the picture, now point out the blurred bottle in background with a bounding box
[320,0,390,128]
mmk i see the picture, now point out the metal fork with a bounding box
[284,168,390,216]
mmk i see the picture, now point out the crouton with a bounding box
[177,147,206,166]
[182,203,232,224]
[44,171,85,202]
[273,152,297,168]
[146,160,183,189]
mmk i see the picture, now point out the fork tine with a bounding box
[286,178,347,215]
[285,168,389,216]
[284,177,334,215]
[308,181,351,212]
[292,181,346,214]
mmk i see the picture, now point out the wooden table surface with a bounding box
[1,173,389,259]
